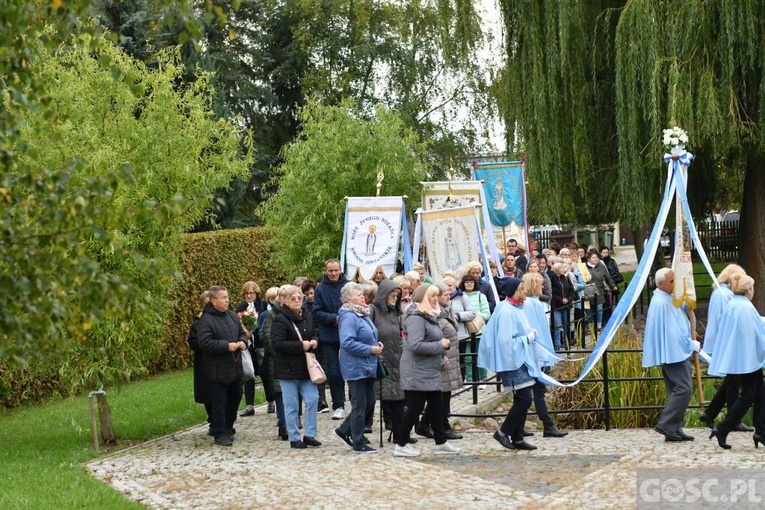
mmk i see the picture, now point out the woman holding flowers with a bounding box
[236,281,266,417]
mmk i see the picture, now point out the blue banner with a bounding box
[473,161,524,227]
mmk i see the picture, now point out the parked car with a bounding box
[715,210,739,250]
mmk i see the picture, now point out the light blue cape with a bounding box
[703,284,732,355]
[708,295,765,376]
[642,289,694,367]
[523,296,560,367]
[477,300,539,376]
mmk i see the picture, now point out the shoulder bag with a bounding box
[460,295,485,334]
[293,324,327,384]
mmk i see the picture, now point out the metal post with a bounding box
[88,390,106,449]
[602,350,611,431]
[471,333,478,405]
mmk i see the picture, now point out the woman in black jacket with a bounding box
[551,263,577,350]
[271,285,321,449]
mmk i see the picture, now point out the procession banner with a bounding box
[671,164,696,309]
[421,181,503,273]
[341,197,405,281]
[416,205,483,284]
[472,160,524,227]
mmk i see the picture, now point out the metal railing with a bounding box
[451,282,716,429]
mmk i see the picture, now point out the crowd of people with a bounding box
[186,238,630,453]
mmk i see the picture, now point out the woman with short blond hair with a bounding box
[395,284,460,457]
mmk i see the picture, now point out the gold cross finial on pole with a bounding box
[376,167,384,197]
[447,157,455,202]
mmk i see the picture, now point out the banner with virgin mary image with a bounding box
[341,196,408,281]
[416,205,483,284]
[472,160,524,227]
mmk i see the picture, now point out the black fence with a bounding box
[451,282,716,430]
[528,221,739,262]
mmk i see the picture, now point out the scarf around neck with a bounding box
[342,302,371,316]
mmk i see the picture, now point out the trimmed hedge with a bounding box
[152,226,289,372]
[0,226,289,408]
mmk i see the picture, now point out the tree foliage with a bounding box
[2,31,250,380]
[258,99,428,276]
[493,0,765,308]
[95,0,496,228]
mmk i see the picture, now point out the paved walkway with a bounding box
[87,386,763,510]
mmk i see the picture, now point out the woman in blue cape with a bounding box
[698,264,750,430]
[708,274,765,449]
[477,277,539,450]
[521,273,567,438]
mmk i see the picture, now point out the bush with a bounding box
[0,227,287,408]
[153,227,289,372]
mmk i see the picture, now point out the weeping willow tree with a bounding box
[495,0,765,310]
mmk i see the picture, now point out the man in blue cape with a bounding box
[642,268,700,442]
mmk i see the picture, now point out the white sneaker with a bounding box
[434,441,461,455]
[331,408,345,420]
[393,444,421,457]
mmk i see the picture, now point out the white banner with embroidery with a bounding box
[671,164,696,309]
[421,181,503,271]
[418,205,483,284]
[343,197,404,281]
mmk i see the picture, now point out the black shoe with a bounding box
[655,426,683,442]
[317,401,330,414]
[352,444,378,454]
[543,426,568,438]
[278,426,289,441]
[302,436,322,447]
[415,425,435,439]
[444,430,463,440]
[334,428,353,449]
[512,440,537,451]
[754,433,764,448]
[676,429,695,441]
[735,422,755,432]
[698,411,715,429]
[290,440,307,449]
[408,437,418,444]
[523,430,534,437]
[493,430,514,450]
[709,428,731,449]
[239,408,255,417]
[214,435,233,447]
[364,426,373,434]
[267,402,276,414]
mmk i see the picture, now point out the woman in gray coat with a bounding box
[370,279,409,445]
[416,283,464,440]
[394,284,461,457]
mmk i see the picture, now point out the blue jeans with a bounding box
[280,379,318,442]
[337,378,375,449]
[275,393,285,429]
[322,343,346,410]
[553,308,569,348]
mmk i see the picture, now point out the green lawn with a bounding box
[0,369,262,509]
[620,261,726,300]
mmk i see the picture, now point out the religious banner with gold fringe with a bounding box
[671,159,696,310]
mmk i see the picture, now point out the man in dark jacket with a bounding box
[313,259,349,420]
[198,285,248,446]
[599,247,624,326]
